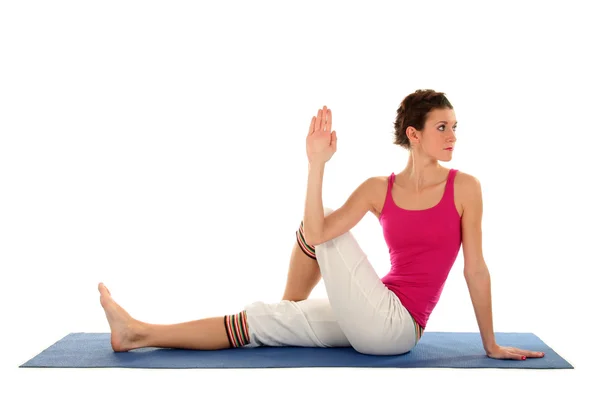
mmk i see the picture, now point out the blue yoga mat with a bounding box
[20,332,573,369]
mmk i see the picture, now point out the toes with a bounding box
[98,282,111,296]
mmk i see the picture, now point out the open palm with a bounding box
[306,105,337,164]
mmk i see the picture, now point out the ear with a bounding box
[406,127,420,144]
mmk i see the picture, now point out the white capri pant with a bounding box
[242,207,422,355]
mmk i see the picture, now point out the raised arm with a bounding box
[301,105,374,246]
[304,168,375,246]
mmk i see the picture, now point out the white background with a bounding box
[1,0,598,398]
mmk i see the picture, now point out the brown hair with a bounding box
[393,89,454,150]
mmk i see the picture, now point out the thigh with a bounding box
[315,209,414,354]
[315,227,398,323]
[243,298,351,348]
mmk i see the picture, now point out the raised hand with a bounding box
[306,105,337,164]
[486,344,545,360]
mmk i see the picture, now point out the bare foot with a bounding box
[98,282,145,352]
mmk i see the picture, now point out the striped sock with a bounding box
[296,220,316,259]
[224,311,250,348]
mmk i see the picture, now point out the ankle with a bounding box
[127,320,148,342]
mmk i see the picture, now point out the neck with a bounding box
[401,150,445,191]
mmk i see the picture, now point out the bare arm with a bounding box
[461,173,496,353]
[302,105,372,246]
[302,161,326,245]
[303,164,375,246]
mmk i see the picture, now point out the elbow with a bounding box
[303,215,329,247]
[304,232,322,247]
[463,262,489,278]
[303,223,324,246]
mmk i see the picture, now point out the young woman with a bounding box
[98,89,544,360]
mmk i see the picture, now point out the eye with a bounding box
[438,125,458,131]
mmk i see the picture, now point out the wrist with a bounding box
[308,159,327,168]
[484,343,499,354]
[308,162,326,175]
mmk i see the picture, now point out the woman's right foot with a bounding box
[98,282,145,352]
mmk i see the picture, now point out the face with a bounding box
[408,108,457,162]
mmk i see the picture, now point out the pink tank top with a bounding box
[378,169,462,330]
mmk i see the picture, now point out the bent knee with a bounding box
[296,207,335,259]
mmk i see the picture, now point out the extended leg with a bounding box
[98,283,247,351]
[282,220,321,301]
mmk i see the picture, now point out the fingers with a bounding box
[520,349,545,358]
[309,106,331,136]
[308,116,315,136]
[489,345,546,361]
[321,107,328,131]
[491,348,525,361]
[510,349,545,360]
[319,106,330,132]
[510,346,545,358]
[316,109,323,131]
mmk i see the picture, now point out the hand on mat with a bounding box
[486,344,545,360]
[306,105,337,164]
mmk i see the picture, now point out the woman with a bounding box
[98,89,544,360]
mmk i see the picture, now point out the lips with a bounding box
[444,147,453,150]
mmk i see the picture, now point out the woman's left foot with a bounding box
[98,282,145,352]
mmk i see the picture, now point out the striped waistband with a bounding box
[411,315,424,341]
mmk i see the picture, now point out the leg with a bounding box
[282,220,321,301]
[314,208,420,355]
[98,283,239,351]
[244,298,350,348]
[98,282,349,351]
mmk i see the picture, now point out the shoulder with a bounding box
[359,175,390,199]
[368,174,394,195]
[369,174,391,186]
[359,175,392,216]
[454,170,481,191]
[352,174,389,190]
[339,175,390,218]
[454,170,483,215]
[347,175,388,202]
